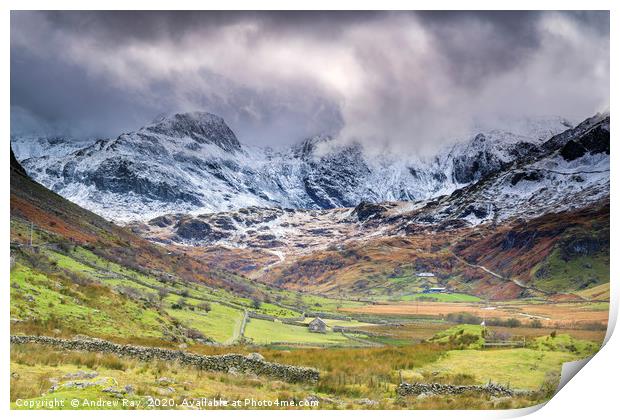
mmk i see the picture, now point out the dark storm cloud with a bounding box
[42,10,382,42]
[416,11,544,85]
[11,47,161,136]
[10,11,609,150]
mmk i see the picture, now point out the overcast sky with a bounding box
[10,11,609,150]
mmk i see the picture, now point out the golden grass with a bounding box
[342,300,609,328]
[575,283,610,301]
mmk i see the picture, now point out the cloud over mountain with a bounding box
[11,11,609,151]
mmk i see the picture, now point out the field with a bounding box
[404,348,576,390]
[302,318,375,328]
[10,345,320,410]
[11,325,599,410]
[530,247,609,293]
[10,262,175,341]
[341,300,609,328]
[165,304,244,344]
[404,330,600,390]
[9,239,609,409]
[244,319,353,345]
[395,293,482,303]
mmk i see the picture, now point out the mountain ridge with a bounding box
[13,111,585,222]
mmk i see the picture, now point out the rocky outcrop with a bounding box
[560,121,610,161]
[299,140,372,209]
[11,335,319,383]
[452,139,507,184]
[175,219,220,241]
[559,234,607,260]
[351,202,389,222]
[86,158,203,205]
[146,112,241,153]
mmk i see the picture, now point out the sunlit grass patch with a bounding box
[245,318,351,345]
[165,303,243,343]
[404,348,577,390]
[427,324,486,349]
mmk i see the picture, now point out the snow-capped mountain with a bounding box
[11,134,95,161]
[396,112,610,228]
[128,113,609,256]
[13,111,603,223]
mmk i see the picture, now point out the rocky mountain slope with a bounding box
[10,109,610,301]
[130,113,609,253]
[122,112,609,299]
[11,134,94,161]
[10,147,261,297]
[14,111,576,221]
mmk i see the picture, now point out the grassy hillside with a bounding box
[454,201,610,295]
[10,149,357,346]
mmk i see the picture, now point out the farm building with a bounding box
[417,272,435,277]
[423,286,448,293]
[308,317,327,333]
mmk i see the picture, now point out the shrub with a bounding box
[252,298,262,309]
[581,322,607,331]
[504,318,522,328]
[158,288,169,301]
[445,312,482,325]
[171,298,186,310]
[198,302,212,313]
[186,328,207,340]
[530,319,543,328]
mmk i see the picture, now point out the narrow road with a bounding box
[450,251,549,296]
[229,309,248,344]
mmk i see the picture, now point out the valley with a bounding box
[9,110,610,410]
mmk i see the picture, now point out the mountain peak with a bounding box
[151,111,224,126]
[145,111,241,152]
[293,134,333,157]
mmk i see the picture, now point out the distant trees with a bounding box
[251,298,262,309]
[445,312,545,329]
[530,319,543,328]
[503,318,522,328]
[446,312,482,325]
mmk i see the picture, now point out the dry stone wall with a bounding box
[397,382,527,397]
[11,335,319,383]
